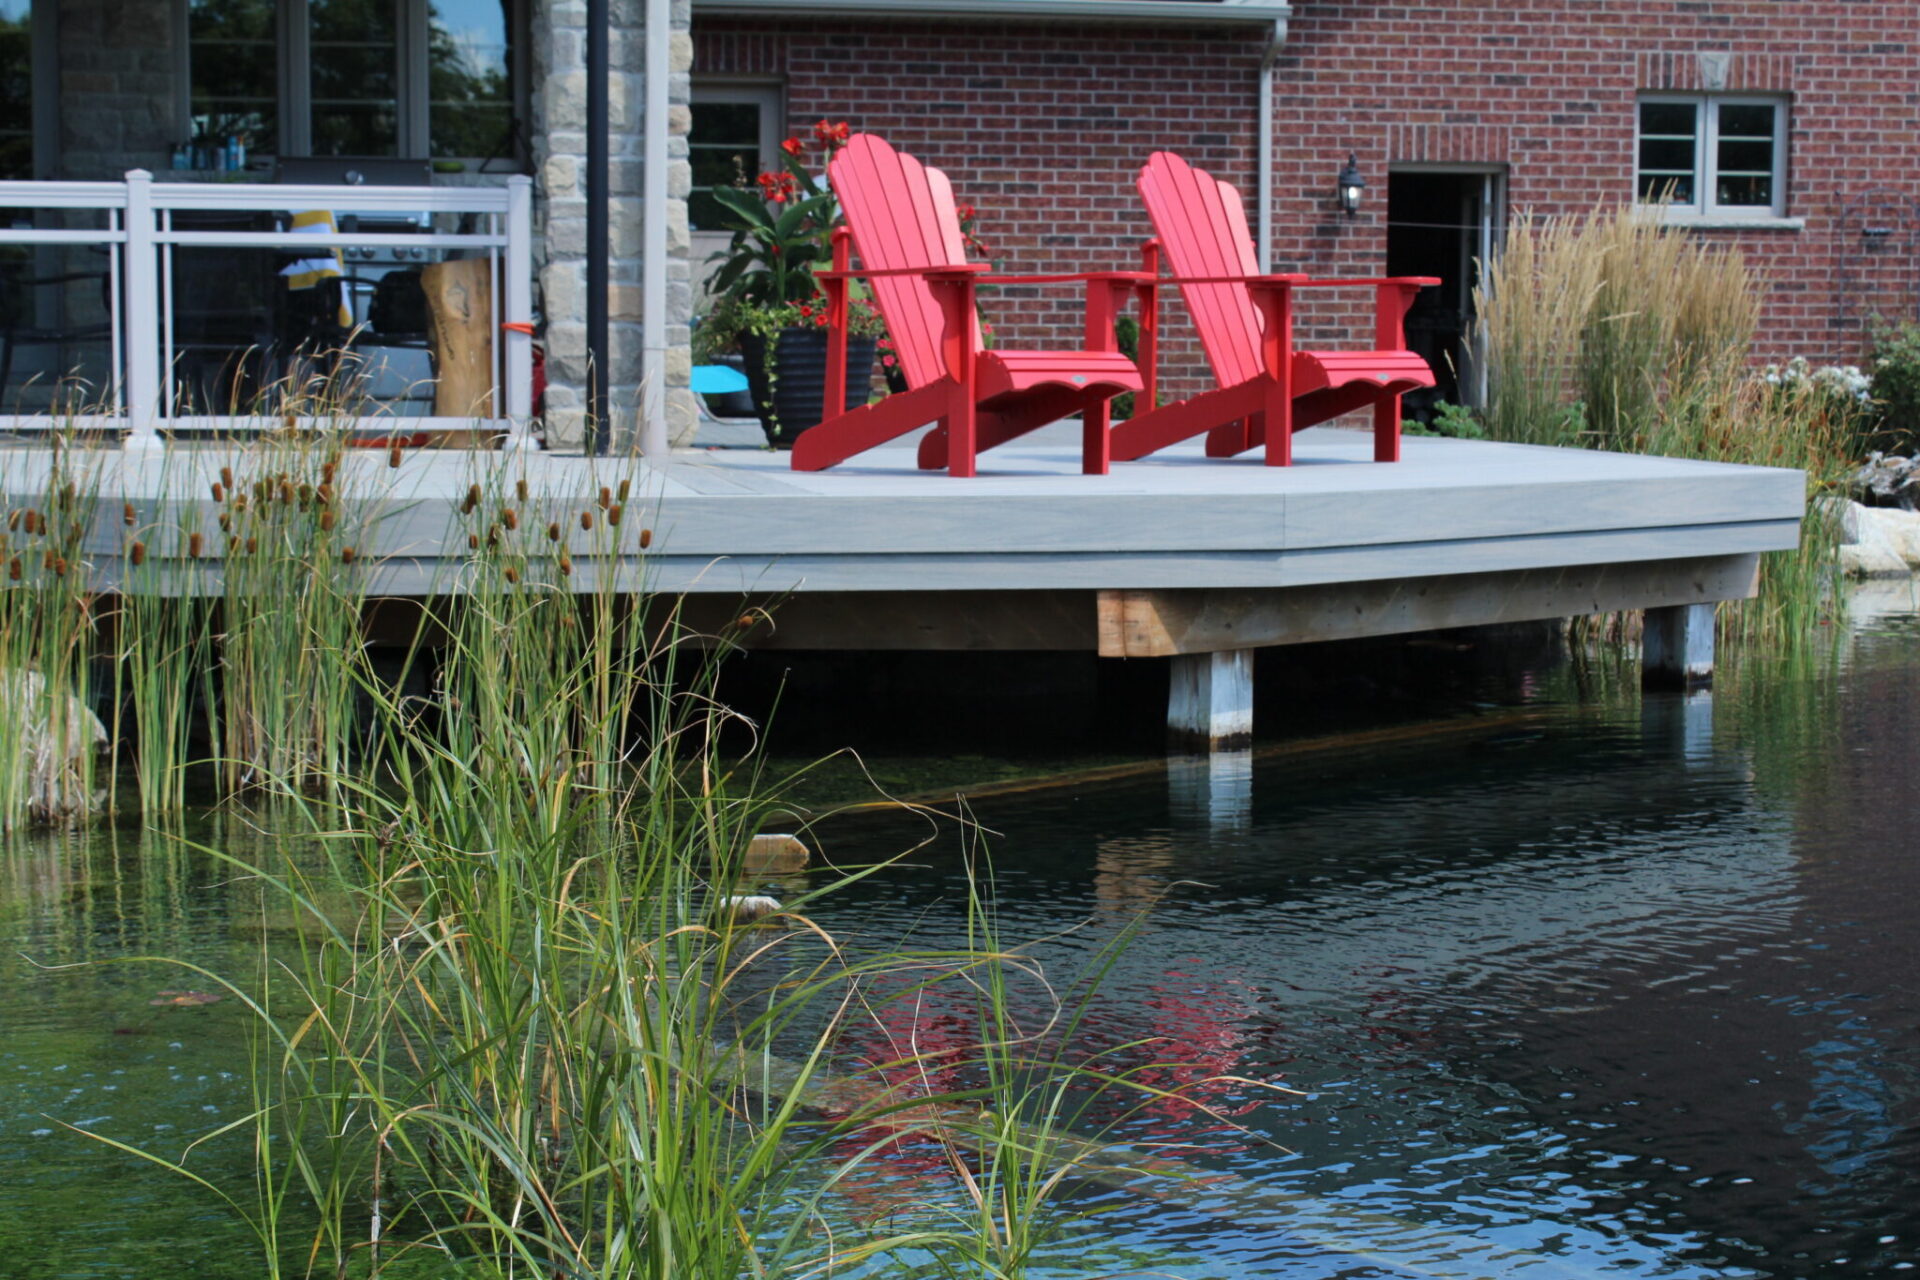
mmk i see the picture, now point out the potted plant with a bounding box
[695,120,884,448]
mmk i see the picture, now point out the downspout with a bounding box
[1256,16,1287,272]
[640,0,670,457]
[586,0,609,452]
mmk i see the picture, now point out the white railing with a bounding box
[0,170,535,450]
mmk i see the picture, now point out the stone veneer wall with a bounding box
[56,0,179,179]
[531,0,695,452]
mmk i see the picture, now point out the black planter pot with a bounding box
[738,328,878,449]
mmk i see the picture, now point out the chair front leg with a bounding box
[1371,281,1420,463]
[823,228,853,424]
[931,275,978,477]
[1250,282,1295,467]
[1078,277,1126,476]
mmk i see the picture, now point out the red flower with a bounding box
[781,136,804,157]
[755,170,799,203]
[813,119,851,147]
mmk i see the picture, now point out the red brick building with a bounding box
[691,0,1920,408]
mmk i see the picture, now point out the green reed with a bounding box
[0,438,106,829]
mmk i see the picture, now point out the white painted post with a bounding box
[1643,602,1715,690]
[121,170,163,451]
[1168,749,1254,833]
[638,0,670,459]
[501,175,535,451]
[1168,649,1254,752]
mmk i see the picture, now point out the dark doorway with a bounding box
[1386,169,1502,420]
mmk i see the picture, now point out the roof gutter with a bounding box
[1257,16,1287,272]
[693,0,1289,23]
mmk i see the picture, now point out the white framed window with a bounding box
[689,82,783,233]
[1637,94,1788,220]
[182,0,526,165]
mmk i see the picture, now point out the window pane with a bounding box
[428,0,514,159]
[1638,138,1695,173]
[190,0,277,158]
[1716,138,1774,175]
[1637,172,1694,204]
[1716,174,1772,207]
[311,0,398,155]
[1717,103,1776,140]
[0,0,29,181]
[1639,101,1697,138]
[690,98,767,231]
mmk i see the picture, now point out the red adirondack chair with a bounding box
[1111,151,1439,466]
[796,133,1146,476]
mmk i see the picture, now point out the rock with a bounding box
[720,894,783,923]
[1850,454,1920,510]
[0,669,108,826]
[743,833,810,873]
[1836,501,1920,578]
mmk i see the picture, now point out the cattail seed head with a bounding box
[598,486,611,510]
[608,504,622,527]
[340,546,356,564]
[388,444,403,469]
[737,614,756,630]
[547,521,561,542]
[465,484,482,511]
[315,483,333,506]
[278,481,294,506]
[467,533,481,551]
[22,510,38,535]
[503,564,519,584]
[639,528,653,550]
[559,557,572,577]
[220,466,235,490]
[128,541,146,566]
[319,509,336,532]
[50,556,65,577]
[227,534,241,553]
[218,512,232,532]
[6,556,17,580]
[123,502,136,527]
[188,532,203,558]
[210,482,225,502]
[245,536,257,554]
[579,511,593,531]
[502,507,518,530]
[321,461,336,485]
[515,477,529,501]
[42,549,55,571]
[617,478,631,502]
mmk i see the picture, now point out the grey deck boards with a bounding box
[0,428,1804,599]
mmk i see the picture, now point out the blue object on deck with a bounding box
[692,364,749,395]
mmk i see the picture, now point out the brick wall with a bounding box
[696,2,1920,403]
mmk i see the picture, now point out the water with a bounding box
[4,609,1920,1277]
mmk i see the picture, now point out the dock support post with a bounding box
[1168,649,1254,752]
[1642,603,1715,690]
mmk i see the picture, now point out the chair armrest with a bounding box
[982,271,1157,286]
[816,264,991,281]
[1159,273,1308,286]
[1292,276,1440,289]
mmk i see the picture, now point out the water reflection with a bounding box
[4,619,1920,1276]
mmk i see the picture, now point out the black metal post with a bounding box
[585,0,610,453]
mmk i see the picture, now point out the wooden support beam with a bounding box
[1168,648,1253,752]
[1098,554,1760,658]
[1642,602,1716,690]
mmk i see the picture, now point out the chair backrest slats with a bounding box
[829,134,983,389]
[1138,152,1265,388]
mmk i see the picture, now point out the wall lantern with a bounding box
[1337,153,1366,217]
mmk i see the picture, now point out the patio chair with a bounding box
[798,132,1147,476]
[1111,151,1438,466]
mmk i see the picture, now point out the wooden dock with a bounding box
[2,425,1804,734]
